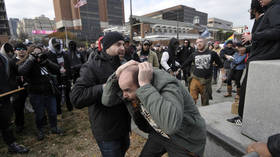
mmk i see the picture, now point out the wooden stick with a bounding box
[0,88,25,98]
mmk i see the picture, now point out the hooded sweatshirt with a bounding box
[161,38,180,71]
[0,43,18,90]
[0,45,11,96]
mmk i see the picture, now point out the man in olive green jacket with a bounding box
[102,61,206,157]
[137,39,159,68]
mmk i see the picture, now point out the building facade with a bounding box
[207,17,233,30]
[0,0,10,44]
[9,18,19,39]
[17,15,55,40]
[104,15,203,42]
[143,5,208,26]
[207,17,234,41]
[53,0,124,41]
[233,26,246,34]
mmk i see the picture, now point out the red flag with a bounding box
[74,0,87,8]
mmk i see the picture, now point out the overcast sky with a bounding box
[5,0,254,28]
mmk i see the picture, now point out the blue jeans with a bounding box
[29,94,57,130]
[97,135,130,157]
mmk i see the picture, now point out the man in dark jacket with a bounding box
[181,37,223,106]
[67,40,85,83]
[102,61,206,157]
[228,0,265,124]
[11,43,29,133]
[177,39,194,85]
[124,37,140,62]
[70,32,131,157]
[220,40,237,97]
[47,38,73,114]
[249,0,280,61]
[0,43,29,153]
[247,134,280,157]
[18,45,64,141]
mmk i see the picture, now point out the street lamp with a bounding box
[129,0,133,42]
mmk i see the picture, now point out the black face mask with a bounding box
[69,44,76,51]
[54,44,61,52]
[7,52,14,59]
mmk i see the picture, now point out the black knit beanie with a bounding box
[15,43,27,50]
[102,32,124,51]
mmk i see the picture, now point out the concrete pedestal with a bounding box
[242,60,280,142]
[199,102,255,157]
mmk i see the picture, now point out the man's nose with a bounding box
[123,93,128,99]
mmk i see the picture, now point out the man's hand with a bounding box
[247,142,272,157]
[116,60,139,78]
[175,68,181,76]
[138,62,153,87]
[242,33,252,45]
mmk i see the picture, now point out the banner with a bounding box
[32,30,57,35]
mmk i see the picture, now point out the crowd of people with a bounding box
[0,0,280,156]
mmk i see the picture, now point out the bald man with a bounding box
[102,61,206,157]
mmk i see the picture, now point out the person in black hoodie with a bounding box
[0,43,29,154]
[70,32,131,157]
[47,38,73,115]
[67,40,85,83]
[18,45,64,141]
[177,39,194,85]
[220,40,237,97]
[161,38,181,76]
[247,133,280,157]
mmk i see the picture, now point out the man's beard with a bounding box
[124,97,140,107]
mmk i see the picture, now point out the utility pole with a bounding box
[176,11,179,39]
[129,0,133,42]
[65,26,68,48]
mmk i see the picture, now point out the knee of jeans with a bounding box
[98,141,122,154]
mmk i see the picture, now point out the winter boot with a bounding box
[235,88,241,100]
[224,86,232,97]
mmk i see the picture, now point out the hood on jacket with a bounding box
[0,43,12,78]
[167,38,179,67]
[68,40,77,52]
[1,43,14,59]
[48,37,62,54]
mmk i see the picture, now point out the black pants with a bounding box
[182,67,191,86]
[140,132,196,157]
[213,66,219,82]
[56,81,73,114]
[227,70,244,88]
[12,90,28,127]
[238,66,249,119]
[0,98,16,145]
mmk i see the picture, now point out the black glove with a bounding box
[40,59,49,66]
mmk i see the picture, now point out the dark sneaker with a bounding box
[51,127,64,135]
[227,116,242,123]
[216,89,221,93]
[37,131,44,141]
[8,142,29,154]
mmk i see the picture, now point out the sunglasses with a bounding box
[16,48,27,51]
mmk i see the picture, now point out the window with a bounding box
[193,16,200,24]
